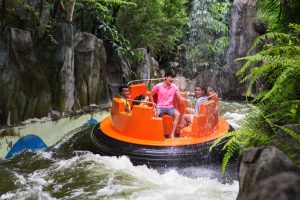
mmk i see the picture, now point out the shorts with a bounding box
[157,107,176,117]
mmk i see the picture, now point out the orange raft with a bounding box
[90,83,231,167]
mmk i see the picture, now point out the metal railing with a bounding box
[127,78,165,86]
[125,99,157,108]
[126,79,218,103]
[127,78,182,90]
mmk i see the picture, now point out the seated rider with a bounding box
[132,94,150,107]
[180,86,208,128]
[132,94,156,116]
[150,70,190,138]
[119,85,131,112]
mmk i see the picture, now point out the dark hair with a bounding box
[131,94,148,109]
[119,85,128,94]
[164,69,176,78]
[195,85,208,97]
[132,94,146,106]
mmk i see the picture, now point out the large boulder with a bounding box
[220,0,261,99]
[0,22,128,126]
[0,28,51,125]
[247,172,300,200]
[237,146,300,200]
[104,41,131,97]
[195,69,219,93]
[192,0,265,99]
[131,48,159,84]
[73,32,110,109]
[272,124,300,165]
[35,22,75,112]
[133,48,151,80]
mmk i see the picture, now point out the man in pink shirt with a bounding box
[150,70,190,138]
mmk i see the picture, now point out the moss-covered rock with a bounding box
[0,28,51,125]
[35,22,75,112]
[73,32,110,108]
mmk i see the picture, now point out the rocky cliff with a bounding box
[195,0,265,99]
[0,22,155,126]
[0,28,51,125]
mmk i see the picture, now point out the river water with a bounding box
[0,101,249,200]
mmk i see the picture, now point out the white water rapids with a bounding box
[0,101,249,200]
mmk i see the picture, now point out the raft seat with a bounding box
[124,84,188,138]
[110,98,164,141]
[129,83,147,100]
[162,115,173,136]
[155,93,188,137]
[180,100,219,137]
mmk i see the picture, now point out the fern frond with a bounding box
[248,32,292,52]
[221,139,240,173]
[236,58,255,77]
[209,131,237,151]
[237,53,291,79]
[253,90,268,102]
[262,64,300,102]
[260,45,300,57]
[241,63,278,95]
[250,104,277,133]
[274,125,300,143]
[222,135,241,151]
[276,100,300,123]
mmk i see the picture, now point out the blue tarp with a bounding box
[5,134,47,159]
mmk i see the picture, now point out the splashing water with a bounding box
[0,101,247,200]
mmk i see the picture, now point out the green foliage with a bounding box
[115,0,188,61]
[1,0,134,51]
[213,24,300,173]
[0,0,55,41]
[73,0,135,55]
[237,25,300,109]
[184,0,231,76]
[257,0,300,31]
[211,105,276,173]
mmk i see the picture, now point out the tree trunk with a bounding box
[65,0,75,22]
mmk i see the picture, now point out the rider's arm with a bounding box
[176,92,191,104]
[150,90,156,103]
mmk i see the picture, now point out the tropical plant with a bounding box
[257,0,300,31]
[237,24,300,123]
[72,0,136,55]
[115,0,188,62]
[210,105,276,173]
[184,0,231,76]
[211,24,300,173]
[0,0,134,51]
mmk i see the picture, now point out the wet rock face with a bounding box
[247,172,300,200]
[134,48,151,80]
[131,48,158,82]
[0,28,51,125]
[35,22,75,112]
[195,69,219,93]
[193,0,262,100]
[237,146,300,200]
[104,41,131,98]
[0,22,122,126]
[226,0,258,63]
[219,0,259,99]
[272,124,300,165]
[73,32,110,109]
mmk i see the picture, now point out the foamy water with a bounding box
[1,153,239,200]
[0,101,248,200]
[220,101,250,129]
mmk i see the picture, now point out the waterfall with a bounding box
[184,0,231,75]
